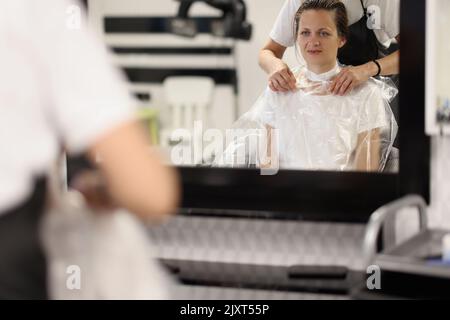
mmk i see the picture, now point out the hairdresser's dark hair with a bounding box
[294,0,349,39]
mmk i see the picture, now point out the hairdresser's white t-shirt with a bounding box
[0,0,136,213]
[270,0,400,49]
[260,64,389,171]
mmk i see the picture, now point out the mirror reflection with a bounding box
[94,0,400,173]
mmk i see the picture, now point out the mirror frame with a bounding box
[178,0,430,223]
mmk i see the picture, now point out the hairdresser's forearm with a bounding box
[379,50,399,76]
[259,39,287,75]
[363,50,400,77]
[259,50,282,75]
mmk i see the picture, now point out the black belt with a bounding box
[0,178,48,300]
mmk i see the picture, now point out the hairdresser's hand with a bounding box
[330,65,372,96]
[268,60,297,92]
[71,170,117,212]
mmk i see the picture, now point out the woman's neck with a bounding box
[307,61,338,75]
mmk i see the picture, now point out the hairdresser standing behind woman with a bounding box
[259,0,400,96]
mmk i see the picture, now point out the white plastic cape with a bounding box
[216,66,398,172]
[40,191,175,300]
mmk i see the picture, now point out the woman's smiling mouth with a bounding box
[307,49,323,55]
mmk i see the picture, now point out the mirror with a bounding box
[87,0,400,175]
[72,1,428,298]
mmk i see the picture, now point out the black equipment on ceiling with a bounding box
[171,0,252,40]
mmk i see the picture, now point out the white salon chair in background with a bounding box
[160,76,215,166]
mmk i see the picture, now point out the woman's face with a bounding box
[297,9,346,69]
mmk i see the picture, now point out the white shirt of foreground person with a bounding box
[0,0,135,213]
[0,0,175,300]
[271,0,400,49]
[260,64,390,171]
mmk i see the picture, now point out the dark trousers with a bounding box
[0,178,48,300]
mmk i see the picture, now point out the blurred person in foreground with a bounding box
[0,0,179,299]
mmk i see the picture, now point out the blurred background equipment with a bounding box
[171,0,252,40]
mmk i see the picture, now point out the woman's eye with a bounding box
[320,32,330,37]
[300,31,310,36]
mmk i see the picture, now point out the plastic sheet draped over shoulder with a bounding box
[215,66,398,172]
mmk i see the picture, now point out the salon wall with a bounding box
[394,137,450,245]
[87,0,294,124]
[428,136,450,229]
